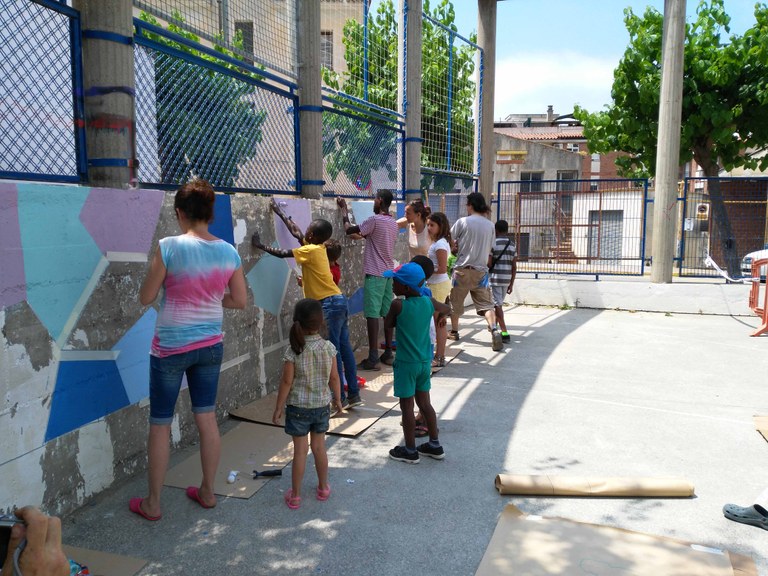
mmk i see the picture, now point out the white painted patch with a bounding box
[171,414,181,446]
[71,329,89,347]
[257,308,267,394]
[106,251,148,263]
[233,218,248,247]
[0,447,46,510]
[56,255,110,349]
[220,352,250,372]
[75,419,115,500]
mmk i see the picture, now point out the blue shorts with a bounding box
[392,359,432,398]
[149,342,224,425]
[284,405,331,436]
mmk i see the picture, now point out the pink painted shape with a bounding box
[0,183,26,308]
[273,198,312,269]
[80,188,166,255]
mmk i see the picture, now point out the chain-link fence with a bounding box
[320,0,400,118]
[134,18,297,193]
[420,11,479,178]
[322,105,402,198]
[422,169,474,224]
[0,0,85,182]
[134,0,297,79]
[497,178,649,276]
[679,177,768,278]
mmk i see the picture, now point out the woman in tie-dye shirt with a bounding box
[129,180,246,522]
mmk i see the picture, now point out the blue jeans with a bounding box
[321,294,358,400]
[149,342,224,425]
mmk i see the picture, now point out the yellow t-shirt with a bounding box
[292,243,341,300]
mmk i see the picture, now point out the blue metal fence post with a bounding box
[678,178,689,277]
[70,7,88,181]
[363,0,369,102]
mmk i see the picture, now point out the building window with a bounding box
[557,171,577,192]
[321,31,334,70]
[520,171,543,193]
[234,21,254,65]
[566,143,580,153]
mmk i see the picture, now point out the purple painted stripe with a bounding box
[0,183,26,308]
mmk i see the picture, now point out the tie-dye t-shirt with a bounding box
[151,235,242,357]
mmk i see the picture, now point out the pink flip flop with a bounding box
[129,497,162,521]
[316,485,331,501]
[186,486,216,509]
[284,489,301,510]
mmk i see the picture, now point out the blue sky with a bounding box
[448,0,758,119]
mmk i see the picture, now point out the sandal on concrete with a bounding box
[316,485,331,501]
[431,355,445,368]
[284,489,301,510]
[723,504,768,530]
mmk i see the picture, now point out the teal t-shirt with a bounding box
[394,295,434,362]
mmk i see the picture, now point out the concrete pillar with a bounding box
[296,0,323,199]
[651,0,686,283]
[399,0,423,202]
[475,0,497,202]
[74,0,135,188]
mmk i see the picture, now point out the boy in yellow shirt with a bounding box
[252,200,361,408]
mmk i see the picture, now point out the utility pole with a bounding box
[399,0,423,202]
[296,0,323,199]
[475,0,497,202]
[74,0,135,188]
[651,0,686,283]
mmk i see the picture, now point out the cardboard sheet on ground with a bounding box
[63,545,146,576]
[164,422,292,498]
[494,474,695,497]
[229,372,398,437]
[753,415,768,443]
[475,504,756,576]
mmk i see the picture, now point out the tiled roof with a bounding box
[495,126,584,140]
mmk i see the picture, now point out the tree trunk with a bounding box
[698,155,740,277]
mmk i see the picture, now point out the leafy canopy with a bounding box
[575,0,768,179]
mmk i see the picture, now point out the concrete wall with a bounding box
[0,183,405,516]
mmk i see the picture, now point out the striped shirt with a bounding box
[489,236,517,287]
[152,235,241,357]
[359,213,398,276]
[283,335,337,409]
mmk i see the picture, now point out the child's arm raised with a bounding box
[251,230,293,258]
[272,361,294,424]
[270,199,305,244]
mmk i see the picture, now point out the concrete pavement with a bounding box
[62,303,768,575]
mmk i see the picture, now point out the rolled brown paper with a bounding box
[494,474,695,497]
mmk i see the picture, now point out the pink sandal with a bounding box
[284,489,301,510]
[316,485,331,501]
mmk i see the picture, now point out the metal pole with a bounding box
[651,0,686,283]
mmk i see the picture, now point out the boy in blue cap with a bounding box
[383,262,449,463]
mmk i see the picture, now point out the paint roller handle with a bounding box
[252,470,282,478]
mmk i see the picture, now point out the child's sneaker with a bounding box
[490,328,503,351]
[389,445,420,464]
[346,394,362,408]
[417,442,445,460]
[501,332,511,343]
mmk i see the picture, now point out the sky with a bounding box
[448,0,758,119]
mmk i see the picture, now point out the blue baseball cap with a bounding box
[383,262,426,293]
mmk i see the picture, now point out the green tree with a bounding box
[138,12,266,188]
[322,0,477,192]
[575,0,768,275]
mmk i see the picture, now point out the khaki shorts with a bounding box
[449,267,494,317]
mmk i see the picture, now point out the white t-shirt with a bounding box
[427,238,450,284]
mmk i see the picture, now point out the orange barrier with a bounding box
[748,258,768,336]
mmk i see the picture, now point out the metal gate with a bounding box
[678,177,768,278]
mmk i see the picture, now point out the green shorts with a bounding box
[392,359,432,398]
[364,275,393,318]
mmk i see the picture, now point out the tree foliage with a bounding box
[574,0,768,274]
[138,11,266,188]
[322,0,477,192]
